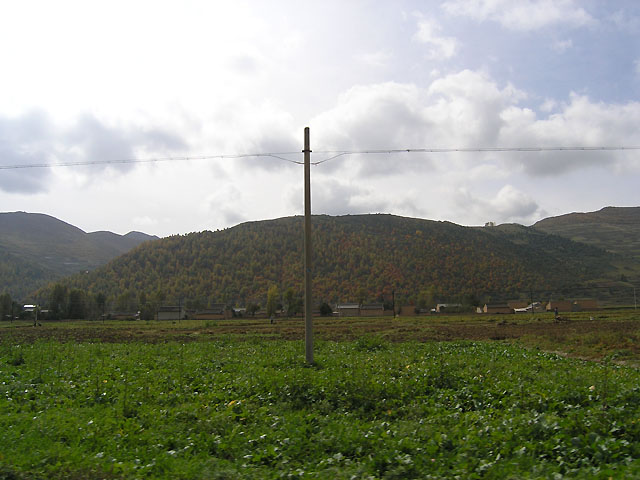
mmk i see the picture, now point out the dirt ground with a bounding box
[2,311,639,363]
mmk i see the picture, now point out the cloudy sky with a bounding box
[1,0,639,237]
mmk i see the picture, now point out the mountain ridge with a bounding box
[0,211,158,299]
[3,207,639,305]
[533,206,640,261]
[37,212,626,310]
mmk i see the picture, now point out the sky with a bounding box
[1,0,639,237]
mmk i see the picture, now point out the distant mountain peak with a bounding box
[0,211,158,300]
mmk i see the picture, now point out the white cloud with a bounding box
[357,50,392,68]
[413,16,459,60]
[311,82,430,152]
[0,111,185,194]
[539,99,557,113]
[552,38,573,53]
[311,70,525,175]
[442,0,595,31]
[285,179,383,217]
[498,94,640,175]
[455,184,545,224]
[315,68,640,178]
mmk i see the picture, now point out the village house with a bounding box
[435,303,462,313]
[192,304,231,320]
[335,303,361,317]
[514,302,545,313]
[507,300,529,310]
[107,311,139,320]
[360,303,385,317]
[483,304,513,314]
[157,305,187,321]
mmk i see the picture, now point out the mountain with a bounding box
[42,214,622,309]
[0,212,158,299]
[533,206,640,262]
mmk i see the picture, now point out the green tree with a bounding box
[116,289,135,312]
[266,284,280,318]
[318,302,333,316]
[68,289,86,319]
[153,289,166,305]
[284,287,302,316]
[0,292,12,321]
[417,286,436,310]
[356,287,367,304]
[49,283,68,320]
[95,292,107,315]
[138,291,155,319]
[247,303,260,317]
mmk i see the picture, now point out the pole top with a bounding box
[303,127,311,153]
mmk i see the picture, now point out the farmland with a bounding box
[1,312,640,478]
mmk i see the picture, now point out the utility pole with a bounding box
[392,290,396,318]
[303,127,314,364]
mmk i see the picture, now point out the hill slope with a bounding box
[533,206,640,262]
[47,214,619,308]
[0,212,158,299]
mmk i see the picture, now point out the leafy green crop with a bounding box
[1,339,639,478]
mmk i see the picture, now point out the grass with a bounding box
[1,313,640,478]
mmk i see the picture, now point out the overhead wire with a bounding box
[310,146,640,165]
[1,146,638,170]
[0,152,303,170]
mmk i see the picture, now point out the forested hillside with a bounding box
[533,206,640,263]
[0,212,157,299]
[38,214,619,309]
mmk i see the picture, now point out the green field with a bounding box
[1,314,640,478]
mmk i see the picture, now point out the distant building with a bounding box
[483,304,513,314]
[157,305,187,321]
[507,301,529,310]
[335,303,360,317]
[107,312,139,320]
[232,307,247,317]
[514,302,545,313]
[360,303,385,317]
[193,304,231,320]
[436,303,462,313]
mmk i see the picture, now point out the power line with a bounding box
[0,152,303,170]
[311,146,640,165]
[1,145,638,170]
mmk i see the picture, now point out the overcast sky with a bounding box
[1,0,639,236]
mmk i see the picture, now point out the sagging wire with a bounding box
[2,146,638,170]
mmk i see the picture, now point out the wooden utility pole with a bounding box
[303,127,313,364]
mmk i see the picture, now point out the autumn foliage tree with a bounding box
[37,215,616,311]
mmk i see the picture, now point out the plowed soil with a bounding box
[3,311,639,363]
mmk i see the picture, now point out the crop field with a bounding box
[1,311,640,479]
